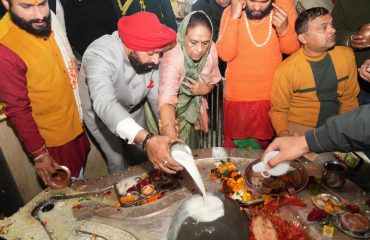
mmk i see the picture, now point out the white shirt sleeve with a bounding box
[115,118,143,144]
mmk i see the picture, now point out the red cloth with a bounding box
[48,132,90,177]
[118,12,176,51]
[0,44,89,177]
[223,100,274,141]
[0,44,45,152]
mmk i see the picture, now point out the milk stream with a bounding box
[171,149,224,223]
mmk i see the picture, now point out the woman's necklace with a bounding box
[244,12,273,48]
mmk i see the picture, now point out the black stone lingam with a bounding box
[167,193,249,240]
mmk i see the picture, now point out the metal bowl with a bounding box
[245,160,309,196]
[333,213,370,239]
[49,165,71,190]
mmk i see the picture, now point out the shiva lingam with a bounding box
[167,193,250,240]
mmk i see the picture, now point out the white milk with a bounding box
[171,146,224,222]
[172,149,207,203]
[180,193,224,222]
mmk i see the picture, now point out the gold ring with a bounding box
[162,160,168,168]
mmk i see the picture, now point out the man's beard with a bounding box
[128,52,158,74]
[9,8,51,37]
[245,0,274,20]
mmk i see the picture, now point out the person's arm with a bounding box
[216,5,240,62]
[158,45,183,137]
[263,135,309,167]
[159,104,178,138]
[269,64,293,136]
[338,50,360,114]
[265,104,370,167]
[274,1,300,54]
[134,129,182,173]
[159,0,178,31]
[113,104,182,174]
[306,104,370,153]
[0,45,59,185]
[331,0,368,49]
[359,59,370,81]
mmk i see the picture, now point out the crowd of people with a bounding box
[0,0,369,190]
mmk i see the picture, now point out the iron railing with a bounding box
[200,80,224,148]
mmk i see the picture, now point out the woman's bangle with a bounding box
[142,132,154,150]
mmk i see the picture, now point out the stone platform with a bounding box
[0,148,369,240]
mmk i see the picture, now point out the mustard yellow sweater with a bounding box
[270,46,359,136]
[0,14,82,147]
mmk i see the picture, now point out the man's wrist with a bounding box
[116,118,143,143]
[142,132,155,150]
[32,148,49,162]
[34,152,49,161]
[31,145,49,161]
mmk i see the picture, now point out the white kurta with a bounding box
[78,31,159,173]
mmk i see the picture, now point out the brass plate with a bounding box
[245,160,309,196]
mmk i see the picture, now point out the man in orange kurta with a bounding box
[216,0,299,148]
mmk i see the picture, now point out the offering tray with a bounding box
[115,170,181,207]
[245,159,309,196]
[311,193,344,214]
[333,213,370,239]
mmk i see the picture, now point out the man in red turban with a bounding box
[78,12,181,174]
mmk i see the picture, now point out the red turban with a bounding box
[118,12,177,52]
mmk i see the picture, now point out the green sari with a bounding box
[176,11,213,149]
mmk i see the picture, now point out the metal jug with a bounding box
[322,160,347,188]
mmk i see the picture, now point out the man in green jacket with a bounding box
[264,104,370,191]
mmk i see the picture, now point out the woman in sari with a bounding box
[158,11,221,149]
